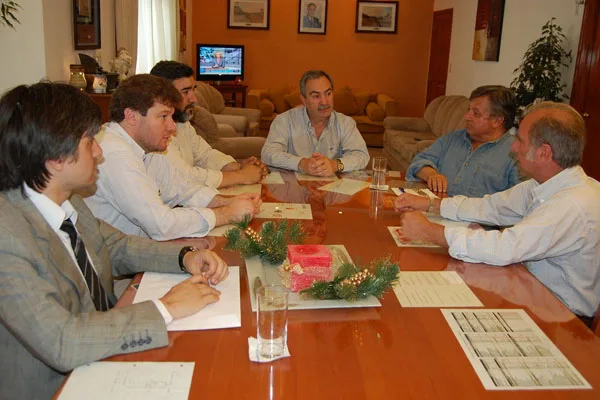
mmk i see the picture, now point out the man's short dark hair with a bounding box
[470,85,516,130]
[109,74,182,122]
[150,60,194,82]
[299,70,334,97]
[0,82,101,192]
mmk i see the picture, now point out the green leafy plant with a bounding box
[510,18,573,115]
[1,1,20,28]
[300,257,399,301]
[224,216,305,265]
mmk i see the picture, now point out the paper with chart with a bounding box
[256,202,313,219]
[134,268,241,331]
[58,362,194,400]
[393,271,483,307]
[318,178,370,195]
[218,183,261,196]
[295,172,338,181]
[262,171,284,184]
[442,309,591,390]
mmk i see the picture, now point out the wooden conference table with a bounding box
[58,170,600,399]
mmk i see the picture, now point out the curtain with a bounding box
[136,0,178,73]
[114,0,139,75]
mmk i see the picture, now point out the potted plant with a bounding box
[510,17,573,116]
[1,1,20,28]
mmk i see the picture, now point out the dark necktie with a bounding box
[60,218,112,311]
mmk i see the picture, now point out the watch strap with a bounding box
[178,246,198,272]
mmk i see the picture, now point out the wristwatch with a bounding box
[336,159,344,173]
[178,246,198,272]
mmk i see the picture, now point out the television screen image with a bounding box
[197,44,244,81]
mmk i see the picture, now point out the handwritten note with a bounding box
[59,362,194,400]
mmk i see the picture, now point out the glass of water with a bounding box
[371,157,387,190]
[256,284,289,359]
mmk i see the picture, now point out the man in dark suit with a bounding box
[303,2,321,28]
[0,83,229,400]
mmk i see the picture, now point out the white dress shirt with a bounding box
[441,166,600,317]
[145,121,236,189]
[261,108,370,172]
[24,186,173,324]
[85,122,218,241]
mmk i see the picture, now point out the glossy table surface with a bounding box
[63,171,600,399]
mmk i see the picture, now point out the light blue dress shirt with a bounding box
[406,128,519,197]
[261,107,369,172]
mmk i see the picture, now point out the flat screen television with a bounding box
[196,44,244,82]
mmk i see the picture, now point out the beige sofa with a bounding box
[194,82,261,137]
[382,95,470,171]
[246,86,399,147]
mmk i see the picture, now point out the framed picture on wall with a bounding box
[298,0,327,35]
[228,0,270,30]
[73,0,101,50]
[355,1,398,34]
[472,0,505,61]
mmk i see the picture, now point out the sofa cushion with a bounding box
[267,87,290,113]
[259,98,275,118]
[334,87,359,116]
[195,82,226,114]
[284,90,302,108]
[425,95,469,138]
[190,106,219,145]
[386,129,437,166]
[366,102,385,122]
[353,116,384,133]
[352,89,373,116]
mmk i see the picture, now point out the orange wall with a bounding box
[192,0,434,116]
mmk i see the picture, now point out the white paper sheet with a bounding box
[295,172,339,181]
[262,171,284,184]
[392,187,420,196]
[207,224,235,237]
[442,309,591,390]
[256,202,313,219]
[419,188,440,199]
[393,271,483,307]
[388,226,440,248]
[218,184,262,196]
[318,178,370,195]
[388,171,402,178]
[133,268,241,331]
[245,245,380,311]
[58,362,194,400]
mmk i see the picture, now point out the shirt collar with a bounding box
[302,107,335,130]
[24,185,78,233]
[461,127,514,147]
[105,121,145,158]
[532,166,586,202]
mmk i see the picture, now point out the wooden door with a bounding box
[571,0,600,180]
[426,9,453,106]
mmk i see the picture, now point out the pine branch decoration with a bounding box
[1,1,21,29]
[224,217,306,264]
[300,257,400,301]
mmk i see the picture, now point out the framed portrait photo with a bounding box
[355,1,398,34]
[298,0,327,35]
[73,0,101,50]
[228,0,270,30]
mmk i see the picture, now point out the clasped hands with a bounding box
[299,153,337,177]
[394,193,445,246]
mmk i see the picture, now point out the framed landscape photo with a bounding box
[298,0,327,35]
[73,0,101,50]
[355,1,398,34]
[228,0,270,30]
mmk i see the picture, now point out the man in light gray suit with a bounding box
[0,83,229,400]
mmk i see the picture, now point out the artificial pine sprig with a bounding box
[224,216,305,264]
[300,257,399,301]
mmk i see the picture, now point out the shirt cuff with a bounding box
[152,299,174,325]
[205,170,224,188]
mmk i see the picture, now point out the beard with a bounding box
[172,104,195,123]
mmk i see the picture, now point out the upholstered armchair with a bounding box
[382,95,470,171]
[194,82,260,137]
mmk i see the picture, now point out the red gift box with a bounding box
[287,245,332,268]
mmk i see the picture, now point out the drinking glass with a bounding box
[371,157,387,190]
[256,284,289,359]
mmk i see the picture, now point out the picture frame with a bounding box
[355,1,398,34]
[73,0,101,50]
[228,0,270,30]
[472,0,505,61]
[298,0,327,35]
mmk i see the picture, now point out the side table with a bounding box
[209,83,248,108]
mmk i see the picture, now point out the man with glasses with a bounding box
[406,85,519,197]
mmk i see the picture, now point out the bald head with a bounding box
[524,102,586,168]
